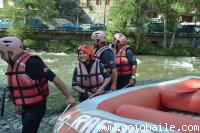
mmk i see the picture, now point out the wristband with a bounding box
[131,76,136,79]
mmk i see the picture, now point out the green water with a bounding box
[1,52,200,87]
[137,56,200,81]
[1,51,200,113]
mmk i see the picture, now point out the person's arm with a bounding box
[131,65,137,76]
[126,48,137,85]
[96,64,111,94]
[73,86,85,93]
[96,77,111,94]
[111,68,117,90]
[52,76,75,104]
[101,50,118,91]
[73,86,92,95]
[72,67,92,96]
[26,56,75,104]
[129,65,137,86]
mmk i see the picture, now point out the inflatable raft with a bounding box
[54,76,200,133]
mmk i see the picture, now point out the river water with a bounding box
[1,51,200,87]
[1,51,200,132]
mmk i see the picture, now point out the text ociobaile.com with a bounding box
[98,123,200,132]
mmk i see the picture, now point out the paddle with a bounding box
[175,87,200,93]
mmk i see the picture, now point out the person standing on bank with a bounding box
[0,37,75,133]
[72,44,111,102]
[91,31,117,91]
[112,33,137,90]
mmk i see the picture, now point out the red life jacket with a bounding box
[116,45,133,76]
[6,52,49,105]
[93,46,114,74]
[76,59,104,93]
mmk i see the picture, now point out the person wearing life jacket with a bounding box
[0,37,75,133]
[91,31,117,91]
[112,33,137,90]
[72,44,111,102]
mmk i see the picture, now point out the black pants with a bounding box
[79,94,89,102]
[104,81,112,91]
[21,100,46,133]
[117,76,131,90]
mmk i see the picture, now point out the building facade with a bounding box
[0,0,110,24]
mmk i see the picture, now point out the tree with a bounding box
[0,0,58,40]
[149,0,168,48]
[135,0,149,49]
[107,0,148,49]
[169,2,185,49]
[107,0,136,33]
[150,0,183,49]
[108,0,200,49]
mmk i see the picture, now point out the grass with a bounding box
[45,84,79,115]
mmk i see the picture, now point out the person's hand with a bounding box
[66,95,75,104]
[90,89,103,98]
[91,88,97,94]
[87,91,93,98]
[129,78,136,86]
[111,83,116,91]
[95,88,103,95]
[15,105,23,115]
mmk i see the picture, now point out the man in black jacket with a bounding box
[0,36,75,133]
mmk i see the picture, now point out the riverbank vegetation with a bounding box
[22,38,200,57]
[23,39,90,52]
[136,44,200,56]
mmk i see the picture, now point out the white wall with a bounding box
[0,0,3,8]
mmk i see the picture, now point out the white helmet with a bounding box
[91,31,106,46]
[113,33,127,45]
[0,37,23,60]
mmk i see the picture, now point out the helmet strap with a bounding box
[7,52,14,65]
[96,39,100,48]
[8,57,14,66]
[116,45,121,51]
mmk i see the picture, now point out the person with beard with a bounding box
[72,44,111,102]
[112,33,137,90]
[91,31,117,91]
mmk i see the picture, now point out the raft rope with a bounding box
[56,105,88,133]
